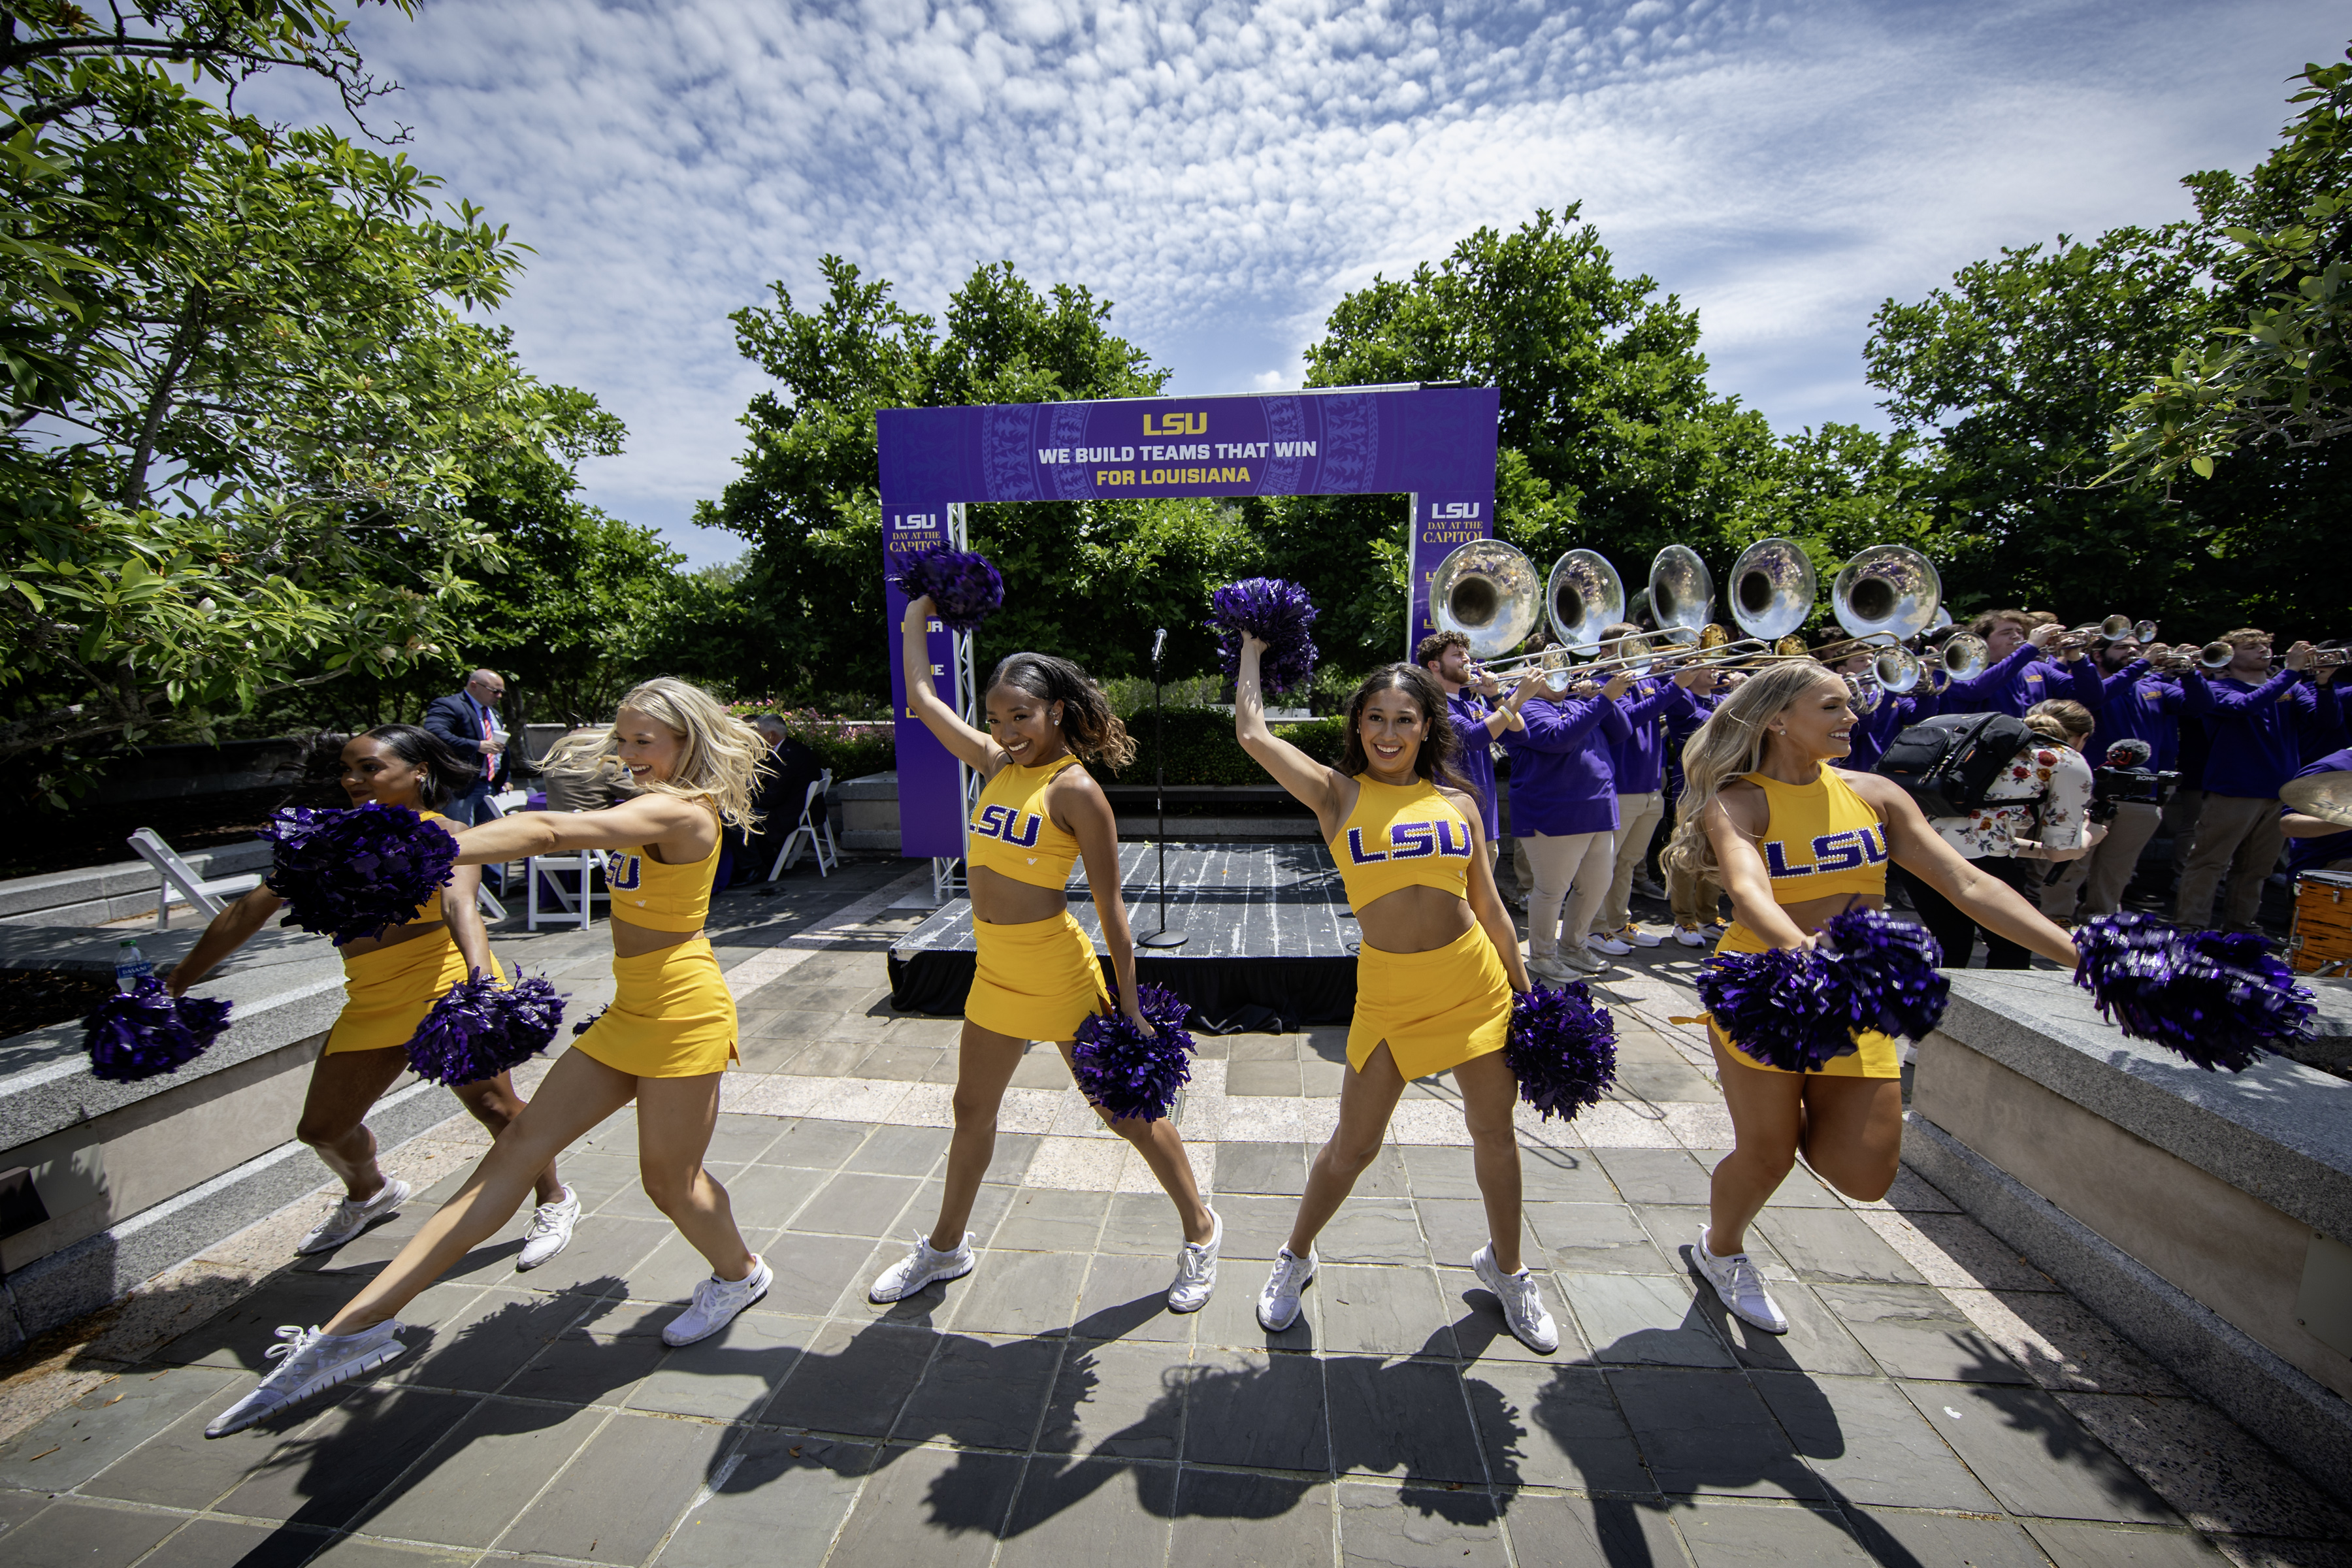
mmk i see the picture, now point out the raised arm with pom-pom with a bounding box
[1209,578,1319,695]
[892,549,1005,635]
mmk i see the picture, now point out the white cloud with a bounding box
[244,0,2345,565]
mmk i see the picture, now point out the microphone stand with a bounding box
[1138,625,1186,948]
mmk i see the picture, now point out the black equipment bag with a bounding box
[1874,711,2037,818]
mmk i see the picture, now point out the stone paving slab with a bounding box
[0,877,2346,1567]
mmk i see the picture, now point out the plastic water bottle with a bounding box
[115,939,154,992]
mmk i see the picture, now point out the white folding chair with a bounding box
[127,828,265,930]
[527,849,606,931]
[470,788,529,921]
[767,770,839,879]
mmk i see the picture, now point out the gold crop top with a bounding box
[603,800,721,931]
[1741,768,1890,902]
[1329,776,1476,910]
[966,755,1085,889]
[404,810,453,926]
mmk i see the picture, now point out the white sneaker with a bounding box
[1525,953,1578,984]
[1168,1210,1220,1313]
[1586,930,1633,956]
[297,1178,411,1256]
[664,1254,772,1346]
[1560,945,1610,975]
[1691,1226,1788,1334]
[868,1232,975,1303]
[1618,923,1663,949]
[1256,1247,1318,1331]
[204,1320,408,1437]
[1673,925,1708,949]
[1471,1244,1560,1353]
[515,1187,579,1271]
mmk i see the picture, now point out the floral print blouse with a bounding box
[1927,744,2093,859]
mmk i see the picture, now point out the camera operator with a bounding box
[2177,630,2340,932]
[1892,700,2098,970]
[2044,631,2182,921]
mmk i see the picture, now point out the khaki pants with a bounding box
[1522,830,1614,960]
[1669,860,1723,928]
[2176,792,2285,931]
[2043,801,2161,921]
[2164,785,2203,877]
[1593,791,1665,936]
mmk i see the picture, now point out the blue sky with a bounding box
[252,1,2347,566]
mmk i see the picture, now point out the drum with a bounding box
[2289,869,2352,975]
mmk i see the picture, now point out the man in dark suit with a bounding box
[424,669,512,891]
[728,715,825,887]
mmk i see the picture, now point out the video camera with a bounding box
[2089,739,2177,823]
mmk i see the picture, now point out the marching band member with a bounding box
[2178,633,2340,932]
[166,726,573,1266]
[868,595,1220,1313]
[1504,671,1633,979]
[1664,662,2079,1333]
[1589,626,1707,956]
[204,679,772,1436]
[1941,611,2102,719]
[2046,634,2182,922]
[1416,630,1538,862]
[1234,640,1557,1351]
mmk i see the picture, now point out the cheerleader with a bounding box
[204,679,769,1436]
[164,726,573,1265]
[1662,661,2080,1333]
[866,594,1220,1311]
[1234,637,1556,1352]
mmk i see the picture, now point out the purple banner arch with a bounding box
[879,384,1500,858]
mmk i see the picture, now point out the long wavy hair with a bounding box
[1339,664,1472,793]
[987,653,1136,772]
[542,676,766,830]
[1661,661,1843,884]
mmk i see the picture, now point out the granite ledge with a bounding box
[1935,969,2352,1241]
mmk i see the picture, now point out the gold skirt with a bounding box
[1705,921,1902,1079]
[1348,924,1512,1081]
[573,938,736,1078]
[326,928,502,1059]
[966,912,1111,1043]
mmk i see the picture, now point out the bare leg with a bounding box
[1795,1076,1904,1203]
[295,1049,413,1201]
[927,1022,1027,1250]
[1284,1042,1408,1257]
[634,1072,753,1281]
[324,1050,636,1333]
[450,1073,566,1205]
[1450,1051,1526,1273]
[1053,1039,1214,1243]
[1706,1033,1805,1257]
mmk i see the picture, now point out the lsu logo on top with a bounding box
[1761,826,1889,879]
[1345,819,1474,865]
[970,803,1044,849]
[1143,410,1207,436]
[603,851,643,890]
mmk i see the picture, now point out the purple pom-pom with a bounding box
[572,1005,607,1037]
[83,979,233,1082]
[1820,906,1950,1043]
[1505,982,1619,1120]
[261,804,459,946]
[1071,983,1197,1122]
[892,548,1004,635]
[2073,912,2316,1072]
[1209,578,1319,695]
[404,973,567,1086]
[1697,946,1854,1073]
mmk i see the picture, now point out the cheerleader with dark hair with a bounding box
[1233,640,1556,1351]
[165,725,573,1264]
[867,595,1222,1311]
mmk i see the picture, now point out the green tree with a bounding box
[2110,51,2352,480]
[703,257,1261,702]
[1,1,622,800]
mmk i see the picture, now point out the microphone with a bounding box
[1151,627,1168,664]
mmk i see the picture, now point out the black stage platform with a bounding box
[886,841,1358,1032]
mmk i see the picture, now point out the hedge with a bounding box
[1090,706,1343,787]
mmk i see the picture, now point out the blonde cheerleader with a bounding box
[1235,638,1557,1352]
[167,726,572,1265]
[866,592,1221,1313]
[206,679,770,1436]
